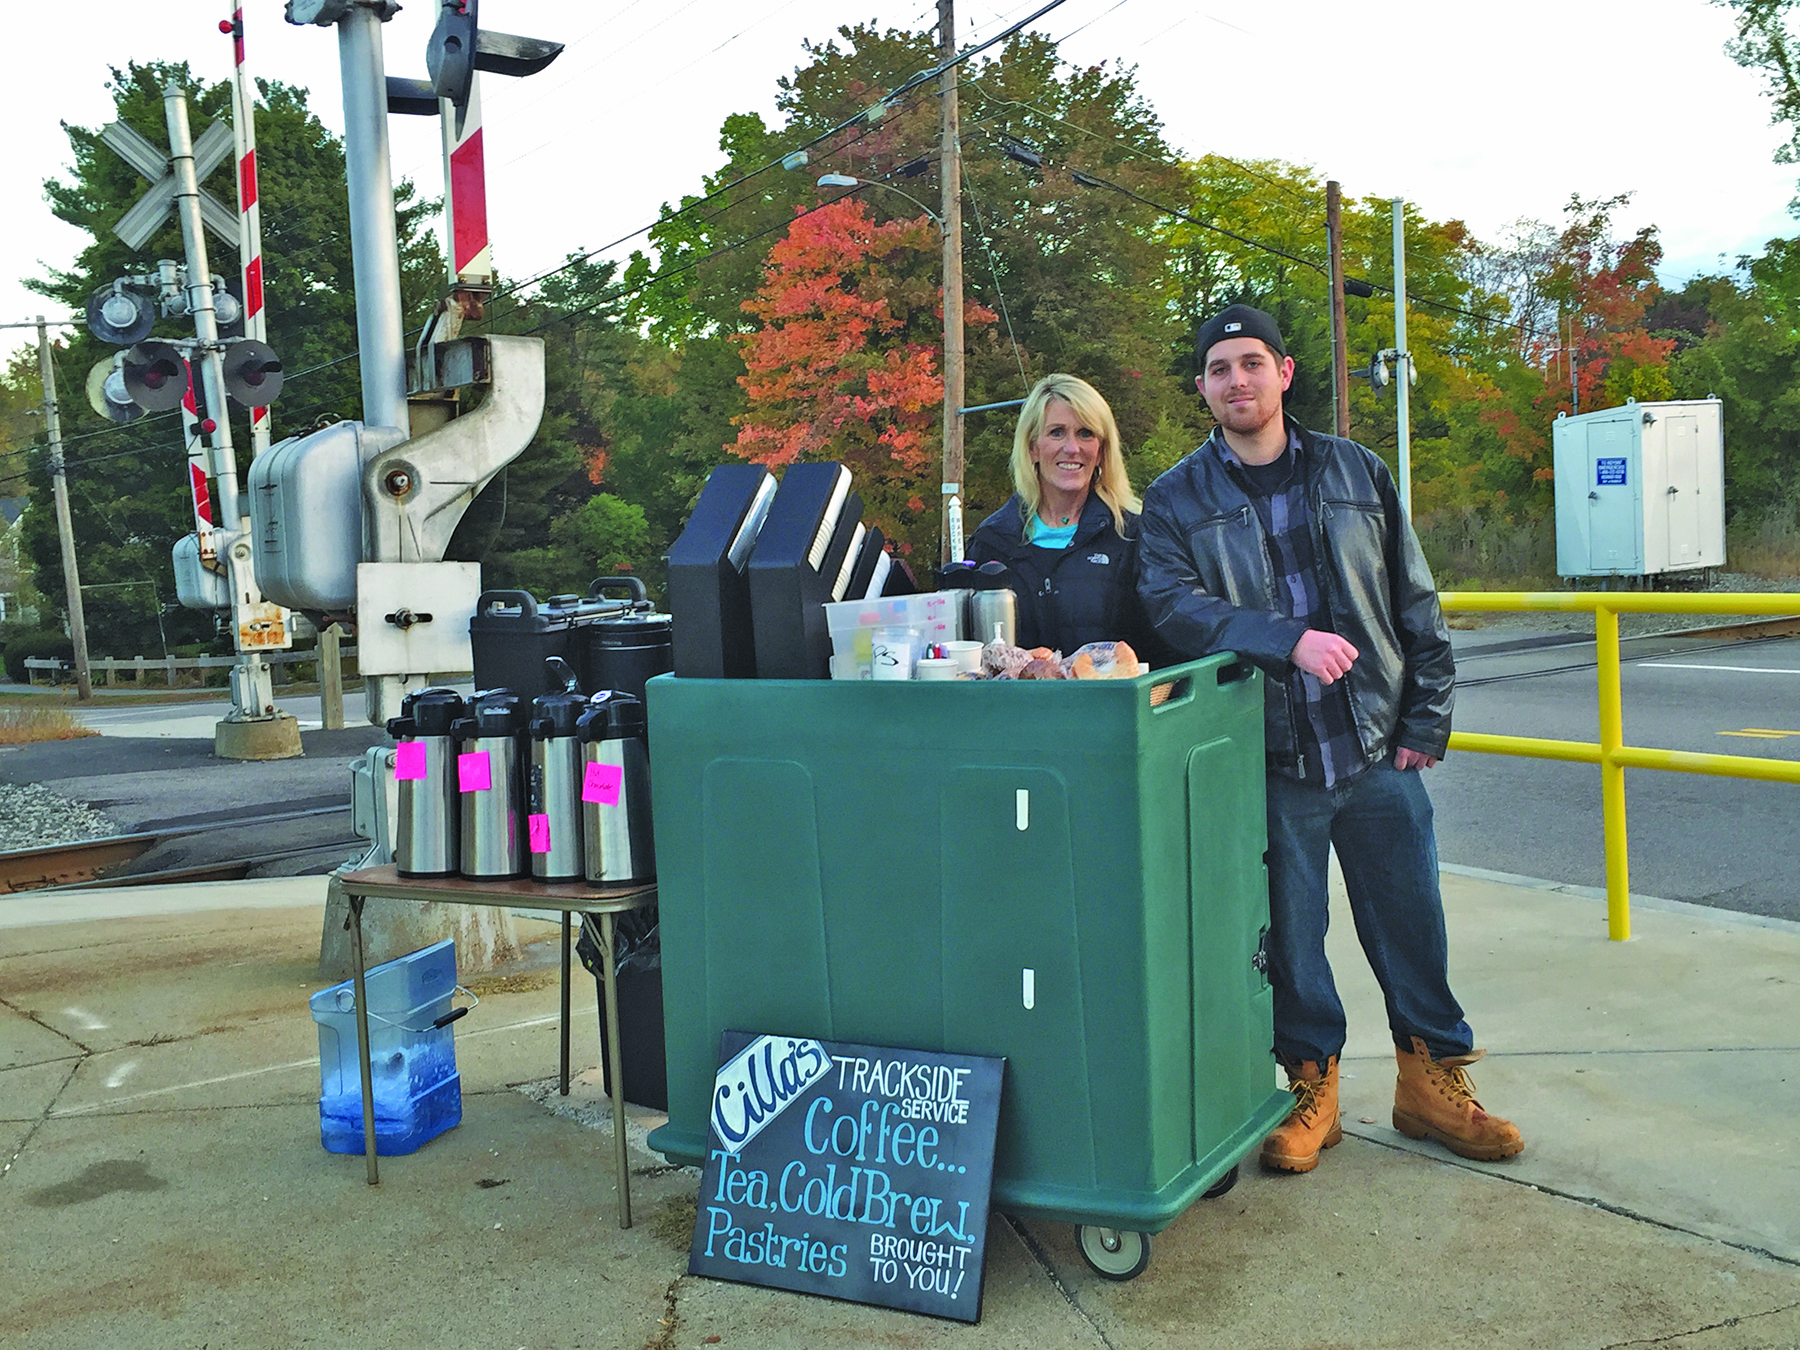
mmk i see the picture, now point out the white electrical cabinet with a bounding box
[1553,398,1725,578]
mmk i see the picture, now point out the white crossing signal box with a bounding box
[1553,398,1726,578]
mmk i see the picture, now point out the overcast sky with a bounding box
[7,0,1794,359]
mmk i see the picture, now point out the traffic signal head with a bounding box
[122,342,190,413]
[86,284,155,346]
[87,357,146,424]
[213,276,245,338]
[222,339,284,406]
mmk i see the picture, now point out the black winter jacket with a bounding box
[1137,421,1455,770]
[965,493,1157,656]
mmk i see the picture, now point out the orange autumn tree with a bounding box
[732,196,991,557]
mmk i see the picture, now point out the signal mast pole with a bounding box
[165,81,281,727]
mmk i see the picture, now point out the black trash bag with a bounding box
[577,905,666,1111]
[577,903,660,977]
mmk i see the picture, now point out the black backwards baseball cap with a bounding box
[1195,304,1286,366]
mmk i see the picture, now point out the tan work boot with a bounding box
[1260,1057,1341,1173]
[1392,1037,1524,1161]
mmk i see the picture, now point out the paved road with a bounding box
[1432,634,1800,922]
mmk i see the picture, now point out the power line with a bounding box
[473,0,1076,320]
[960,167,1029,390]
[1024,159,1555,343]
[1049,0,1135,46]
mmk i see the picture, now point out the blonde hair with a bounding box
[1009,374,1140,540]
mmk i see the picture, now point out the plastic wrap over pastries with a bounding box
[975,639,1141,680]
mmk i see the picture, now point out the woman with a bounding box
[964,374,1158,657]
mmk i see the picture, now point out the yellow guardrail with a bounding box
[1437,592,1800,942]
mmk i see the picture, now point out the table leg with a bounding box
[348,894,379,1185]
[560,912,572,1096]
[599,910,632,1229]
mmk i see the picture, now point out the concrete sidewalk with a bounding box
[2,870,1796,1349]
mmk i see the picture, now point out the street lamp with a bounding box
[816,174,944,229]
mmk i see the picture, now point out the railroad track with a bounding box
[0,805,357,894]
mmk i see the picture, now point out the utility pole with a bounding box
[1391,197,1412,519]
[1327,180,1349,439]
[1567,316,1580,414]
[36,319,93,701]
[938,0,965,567]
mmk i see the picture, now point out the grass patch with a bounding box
[0,703,98,744]
[1416,508,1560,591]
[1728,497,1800,581]
[649,1191,699,1253]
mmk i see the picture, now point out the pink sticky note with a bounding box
[457,750,492,793]
[582,760,623,806]
[528,813,551,853]
[394,741,427,781]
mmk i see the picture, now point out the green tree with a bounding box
[450,255,663,597]
[604,23,1209,552]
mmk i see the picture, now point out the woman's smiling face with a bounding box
[1030,398,1102,498]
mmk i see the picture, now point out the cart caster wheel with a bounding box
[1201,1163,1239,1200]
[1075,1225,1150,1281]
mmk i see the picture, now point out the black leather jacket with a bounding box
[966,494,1156,655]
[1137,420,1455,770]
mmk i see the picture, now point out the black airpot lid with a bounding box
[576,690,646,741]
[529,690,589,739]
[454,688,528,738]
[399,686,467,737]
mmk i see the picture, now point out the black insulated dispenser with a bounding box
[452,689,530,880]
[578,576,673,704]
[470,590,629,698]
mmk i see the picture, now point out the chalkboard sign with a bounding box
[688,1030,1005,1323]
[1596,456,1628,486]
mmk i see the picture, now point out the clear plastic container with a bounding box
[310,938,462,1156]
[824,593,961,669]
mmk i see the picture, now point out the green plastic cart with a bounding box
[643,655,1291,1280]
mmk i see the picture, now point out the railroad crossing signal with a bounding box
[425,0,563,113]
[101,117,238,250]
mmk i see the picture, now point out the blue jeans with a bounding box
[1264,759,1473,1067]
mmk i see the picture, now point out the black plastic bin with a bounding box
[469,590,624,698]
[576,907,667,1112]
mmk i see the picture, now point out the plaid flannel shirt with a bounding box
[1214,429,1368,788]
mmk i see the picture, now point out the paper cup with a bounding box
[870,627,918,681]
[943,640,983,674]
[914,658,957,681]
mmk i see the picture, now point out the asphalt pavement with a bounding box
[1433,634,1800,922]
[0,706,386,878]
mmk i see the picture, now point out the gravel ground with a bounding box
[1447,571,1800,637]
[0,782,118,851]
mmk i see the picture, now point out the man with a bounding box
[1137,303,1522,1173]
